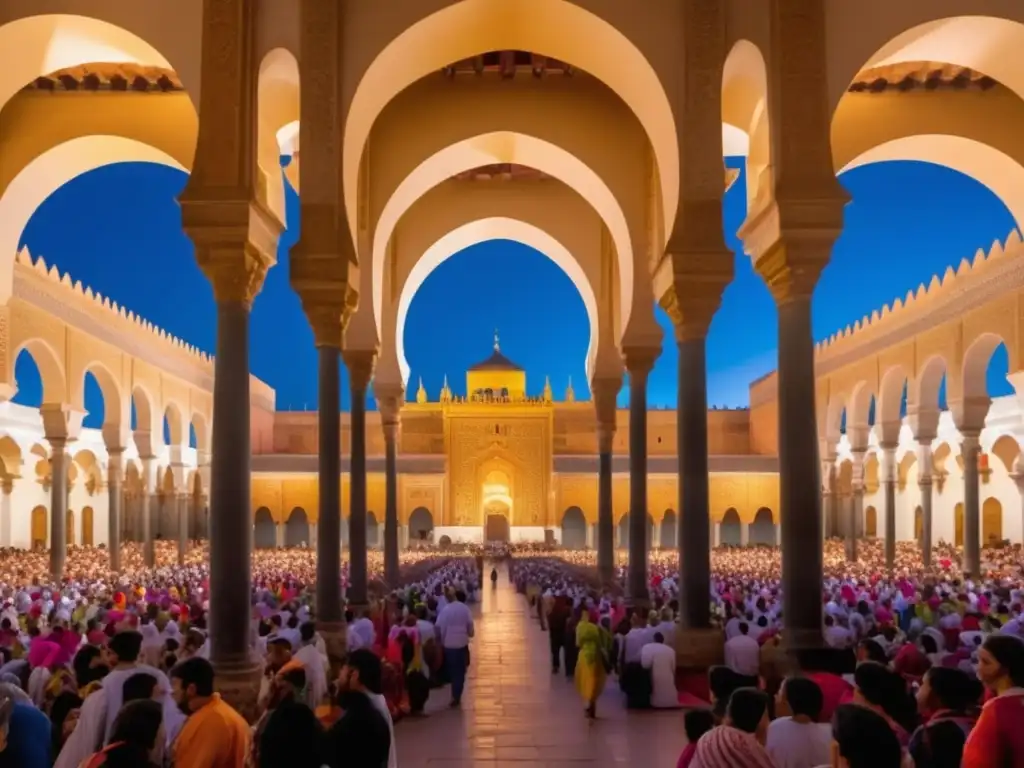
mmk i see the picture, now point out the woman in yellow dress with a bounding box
[574,611,611,719]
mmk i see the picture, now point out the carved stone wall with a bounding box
[446,413,551,527]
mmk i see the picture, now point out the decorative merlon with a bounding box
[13,248,276,405]
[814,228,1024,359]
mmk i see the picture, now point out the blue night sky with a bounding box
[13,158,1019,430]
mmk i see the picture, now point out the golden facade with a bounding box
[251,339,779,545]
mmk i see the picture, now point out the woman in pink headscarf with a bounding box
[26,638,62,707]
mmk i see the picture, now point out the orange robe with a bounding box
[172,693,251,768]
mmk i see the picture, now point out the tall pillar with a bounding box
[0,479,12,548]
[623,349,658,606]
[592,378,619,584]
[313,339,343,653]
[48,439,69,579]
[177,494,189,565]
[918,443,934,567]
[961,432,982,576]
[107,448,124,572]
[140,460,155,567]
[377,387,403,586]
[822,458,837,538]
[847,452,865,562]
[344,350,376,607]
[738,0,847,653]
[880,445,897,571]
[180,110,279,726]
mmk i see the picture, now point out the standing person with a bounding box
[81,699,165,768]
[55,631,182,768]
[765,676,832,768]
[169,657,251,767]
[962,634,1024,767]
[0,692,51,768]
[640,632,679,709]
[547,595,570,674]
[435,589,474,708]
[574,611,611,719]
[909,666,979,768]
[325,650,392,768]
[259,700,326,768]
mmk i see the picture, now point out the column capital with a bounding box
[303,292,358,349]
[41,404,84,443]
[738,198,845,304]
[658,268,730,342]
[376,383,404,427]
[343,348,377,391]
[622,346,660,378]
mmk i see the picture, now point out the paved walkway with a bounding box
[395,564,688,767]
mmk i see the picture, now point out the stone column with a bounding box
[177,494,189,566]
[739,0,846,653]
[880,444,898,571]
[623,349,658,606]
[49,439,69,580]
[961,432,982,576]
[822,458,837,538]
[344,350,376,607]
[918,443,934,567]
[140,459,155,568]
[675,331,713,631]
[107,448,124,571]
[377,387,402,586]
[592,378,619,584]
[0,479,11,548]
[740,523,750,546]
[710,521,720,547]
[313,334,343,643]
[848,451,865,562]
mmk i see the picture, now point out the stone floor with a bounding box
[395,564,688,767]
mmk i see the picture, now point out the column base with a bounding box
[213,659,262,724]
[675,627,725,671]
[319,621,348,675]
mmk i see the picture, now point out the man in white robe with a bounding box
[54,630,185,768]
[640,632,679,709]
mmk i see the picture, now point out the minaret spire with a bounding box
[493,328,500,351]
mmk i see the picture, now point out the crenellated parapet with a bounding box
[813,229,1024,372]
[12,248,276,411]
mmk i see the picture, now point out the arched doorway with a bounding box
[914,506,923,543]
[31,506,46,549]
[954,503,965,547]
[285,507,310,547]
[749,507,776,545]
[408,506,434,543]
[82,506,94,547]
[616,515,628,548]
[367,511,380,548]
[561,506,587,548]
[660,510,677,549]
[484,502,510,542]
[865,506,878,538]
[66,509,75,546]
[720,508,741,546]
[254,507,276,549]
[982,498,1003,545]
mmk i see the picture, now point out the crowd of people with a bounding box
[507,537,1024,767]
[0,533,1021,765]
[0,541,481,767]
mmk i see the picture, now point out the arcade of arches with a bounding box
[4,1,1024,704]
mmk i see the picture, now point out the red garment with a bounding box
[806,672,853,723]
[676,742,697,768]
[962,689,1024,767]
[894,642,930,679]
